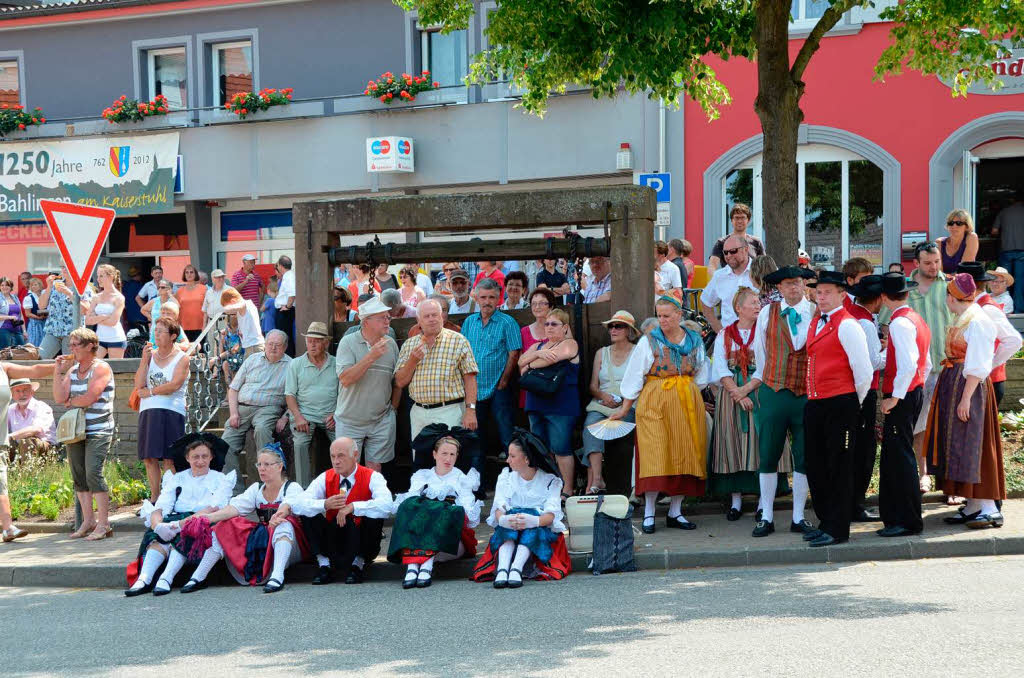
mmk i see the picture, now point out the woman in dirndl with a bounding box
[610,293,709,534]
[471,429,570,588]
[388,435,481,589]
[924,272,1006,529]
[174,443,311,594]
[709,287,789,520]
[124,439,234,597]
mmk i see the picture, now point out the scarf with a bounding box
[650,325,704,373]
[724,321,756,381]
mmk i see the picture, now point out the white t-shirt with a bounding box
[657,260,682,291]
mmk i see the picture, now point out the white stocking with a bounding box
[759,473,778,523]
[497,540,515,572]
[978,499,998,515]
[512,544,532,571]
[157,548,187,588]
[420,555,435,573]
[270,538,292,583]
[792,472,809,523]
[644,491,658,520]
[133,546,167,587]
[731,493,743,511]
[191,535,224,583]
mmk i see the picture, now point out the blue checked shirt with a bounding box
[461,310,522,400]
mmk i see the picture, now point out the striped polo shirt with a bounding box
[230,268,262,305]
[70,360,115,434]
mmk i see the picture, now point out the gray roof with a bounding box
[0,0,195,18]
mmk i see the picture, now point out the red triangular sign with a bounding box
[39,200,117,297]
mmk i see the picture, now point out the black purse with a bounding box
[519,360,569,395]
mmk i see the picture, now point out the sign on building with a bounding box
[366,136,414,173]
[939,47,1024,96]
[0,133,180,220]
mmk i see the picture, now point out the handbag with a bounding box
[56,408,87,445]
[128,387,141,412]
[0,344,40,361]
[590,493,637,575]
[564,493,631,554]
[519,360,569,395]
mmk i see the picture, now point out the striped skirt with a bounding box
[634,374,707,496]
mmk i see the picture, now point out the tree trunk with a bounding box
[754,1,804,265]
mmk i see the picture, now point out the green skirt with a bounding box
[136,511,193,559]
[387,496,465,563]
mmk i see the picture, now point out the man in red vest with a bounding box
[803,270,874,547]
[844,274,887,523]
[956,262,1023,407]
[289,437,393,584]
[876,272,932,537]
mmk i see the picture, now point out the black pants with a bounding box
[275,306,296,357]
[993,380,1005,407]
[879,387,925,533]
[302,514,383,572]
[851,390,878,513]
[804,393,859,542]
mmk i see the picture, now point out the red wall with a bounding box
[684,22,1024,261]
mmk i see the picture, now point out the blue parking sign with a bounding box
[638,173,671,202]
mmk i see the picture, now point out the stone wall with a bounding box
[1005,359,1024,411]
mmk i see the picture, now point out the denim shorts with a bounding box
[99,340,127,349]
[527,412,577,457]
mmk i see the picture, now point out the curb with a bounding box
[6,532,1024,590]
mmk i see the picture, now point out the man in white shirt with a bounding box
[701,234,756,334]
[751,266,816,539]
[415,266,434,297]
[877,272,932,537]
[447,269,478,315]
[655,241,682,292]
[274,255,297,357]
[802,270,873,547]
[201,269,232,355]
[290,437,393,585]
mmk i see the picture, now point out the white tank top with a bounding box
[139,350,188,416]
[93,302,127,342]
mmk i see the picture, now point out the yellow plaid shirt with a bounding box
[395,328,479,405]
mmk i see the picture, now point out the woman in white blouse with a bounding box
[124,440,235,597]
[388,436,482,589]
[471,429,570,588]
[175,444,310,594]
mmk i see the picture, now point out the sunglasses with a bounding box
[543,321,563,327]
[723,246,746,256]
[607,323,628,330]
[947,220,967,227]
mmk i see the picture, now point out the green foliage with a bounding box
[876,1,1024,96]
[8,452,149,521]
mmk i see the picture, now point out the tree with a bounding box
[397,0,1024,264]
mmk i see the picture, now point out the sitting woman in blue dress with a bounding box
[471,429,571,588]
[388,435,482,589]
[173,443,311,594]
[124,437,235,597]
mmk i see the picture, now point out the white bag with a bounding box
[564,493,630,554]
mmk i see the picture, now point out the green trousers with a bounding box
[754,385,806,474]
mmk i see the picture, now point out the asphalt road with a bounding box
[4,556,1024,677]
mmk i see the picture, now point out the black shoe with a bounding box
[345,567,364,585]
[641,517,656,534]
[493,568,509,589]
[876,525,918,537]
[152,581,172,597]
[507,567,524,589]
[666,515,697,530]
[262,578,284,593]
[808,533,838,547]
[802,529,824,542]
[943,509,980,525]
[180,578,207,594]
[754,508,763,523]
[726,508,743,521]
[791,519,817,535]
[124,580,155,597]
[752,520,775,537]
[403,570,419,590]
[991,512,1004,528]
[416,570,433,588]
[852,507,880,522]
[311,566,334,585]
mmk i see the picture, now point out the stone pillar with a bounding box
[294,214,334,342]
[184,201,214,273]
[610,210,655,323]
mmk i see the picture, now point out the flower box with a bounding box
[199,100,324,125]
[334,87,468,114]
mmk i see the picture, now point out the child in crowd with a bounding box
[988,267,1014,314]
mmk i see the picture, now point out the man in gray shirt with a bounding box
[993,194,1024,312]
[285,321,338,486]
[335,296,399,471]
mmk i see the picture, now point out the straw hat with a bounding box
[991,266,1015,287]
[302,322,330,338]
[601,310,639,338]
[8,378,40,393]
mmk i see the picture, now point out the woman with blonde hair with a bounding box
[750,255,782,307]
[937,208,979,274]
[84,264,127,359]
[218,287,264,358]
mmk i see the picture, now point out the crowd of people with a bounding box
[0,213,1021,592]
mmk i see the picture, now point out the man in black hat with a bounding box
[956,262,1023,406]
[802,270,873,547]
[876,272,932,536]
[844,274,887,523]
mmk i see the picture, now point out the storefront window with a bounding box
[804,161,842,270]
[725,168,754,223]
[220,209,293,242]
[217,249,294,280]
[0,222,58,283]
[848,160,885,268]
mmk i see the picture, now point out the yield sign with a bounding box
[39,200,117,297]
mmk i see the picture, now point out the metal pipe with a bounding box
[328,236,611,266]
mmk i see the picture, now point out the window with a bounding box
[220,209,292,243]
[27,247,63,275]
[147,47,187,109]
[791,0,830,22]
[211,41,253,106]
[0,60,20,108]
[419,27,467,87]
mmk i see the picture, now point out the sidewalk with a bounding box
[2,499,1022,589]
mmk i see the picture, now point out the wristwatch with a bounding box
[466,403,476,410]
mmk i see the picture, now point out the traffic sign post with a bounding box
[637,173,671,235]
[39,200,117,297]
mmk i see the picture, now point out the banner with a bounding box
[0,132,179,220]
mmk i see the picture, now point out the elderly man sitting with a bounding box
[289,436,393,585]
[7,378,56,458]
[285,322,339,486]
[222,329,292,490]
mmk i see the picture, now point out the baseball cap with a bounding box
[242,254,256,262]
[211,269,225,278]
